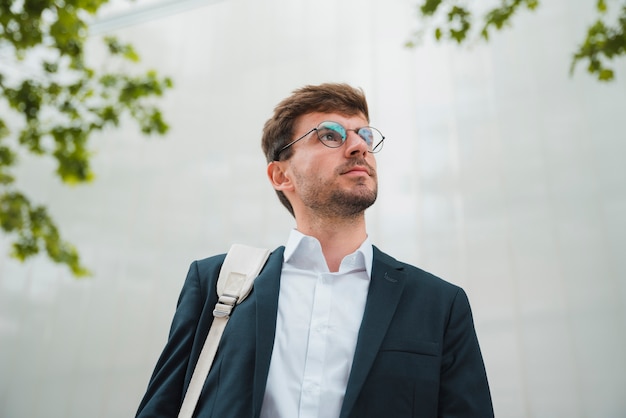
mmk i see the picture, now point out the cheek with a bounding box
[367,155,378,171]
[294,154,331,176]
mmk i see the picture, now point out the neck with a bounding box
[295,213,367,272]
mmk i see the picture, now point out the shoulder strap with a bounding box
[178,244,270,418]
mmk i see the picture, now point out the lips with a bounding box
[345,166,370,175]
[340,163,374,176]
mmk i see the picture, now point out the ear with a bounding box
[267,161,294,192]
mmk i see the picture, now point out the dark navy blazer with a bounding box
[136,246,494,418]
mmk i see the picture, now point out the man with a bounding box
[136,83,493,417]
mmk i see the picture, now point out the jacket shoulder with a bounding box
[373,246,461,295]
[194,252,228,275]
[190,245,284,288]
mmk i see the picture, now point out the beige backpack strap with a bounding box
[177,244,270,418]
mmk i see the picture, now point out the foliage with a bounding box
[407,0,626,82]
[571,1,626,80]
[0,0,173,276]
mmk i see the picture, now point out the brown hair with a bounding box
[261,83,370,215]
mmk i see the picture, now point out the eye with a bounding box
[318,128,343,143]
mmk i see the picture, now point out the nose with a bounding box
[343,130,369,157]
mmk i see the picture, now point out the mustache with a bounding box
[337,158,377,176]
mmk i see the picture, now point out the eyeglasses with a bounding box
[274,121,385,160]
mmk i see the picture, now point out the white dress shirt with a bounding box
[260,229,372,418]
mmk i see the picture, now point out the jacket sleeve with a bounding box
[438,288,494,417]
[135,260,216,417]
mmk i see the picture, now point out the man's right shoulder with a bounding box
[188,252,228,282]
[189,245,281,282]
[186,245,283,288]
[194,252,228,267]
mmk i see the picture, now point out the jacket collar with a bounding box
[340,246,407,418]
[252,246,285,416]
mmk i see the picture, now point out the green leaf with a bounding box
[420,0,443,16]
[0,119,9,139]
[448,6,471,43]
[18,123,45,154]
[105,36,141,62]
[599,68,615,80]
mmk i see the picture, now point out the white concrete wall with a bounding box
[1,0,625,416]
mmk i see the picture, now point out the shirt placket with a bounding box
[298,272,332,418]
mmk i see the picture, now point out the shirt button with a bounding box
[304,382,319,393]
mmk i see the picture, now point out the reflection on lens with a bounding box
[317,122,346,147]
[358,128,374,147]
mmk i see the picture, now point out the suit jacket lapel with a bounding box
[340,246,407,418]
[252,246,284,416]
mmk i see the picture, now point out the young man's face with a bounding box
[281,111,378,219]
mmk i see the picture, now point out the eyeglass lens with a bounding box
[316,121,383,151]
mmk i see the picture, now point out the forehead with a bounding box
[294,112,368,134]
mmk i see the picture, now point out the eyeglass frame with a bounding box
[273,120,385,161]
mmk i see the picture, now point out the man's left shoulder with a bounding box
[372,246,462,294]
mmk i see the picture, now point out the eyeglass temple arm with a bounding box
[274,128,317,160]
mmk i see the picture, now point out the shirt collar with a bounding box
[283,229,373,277]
